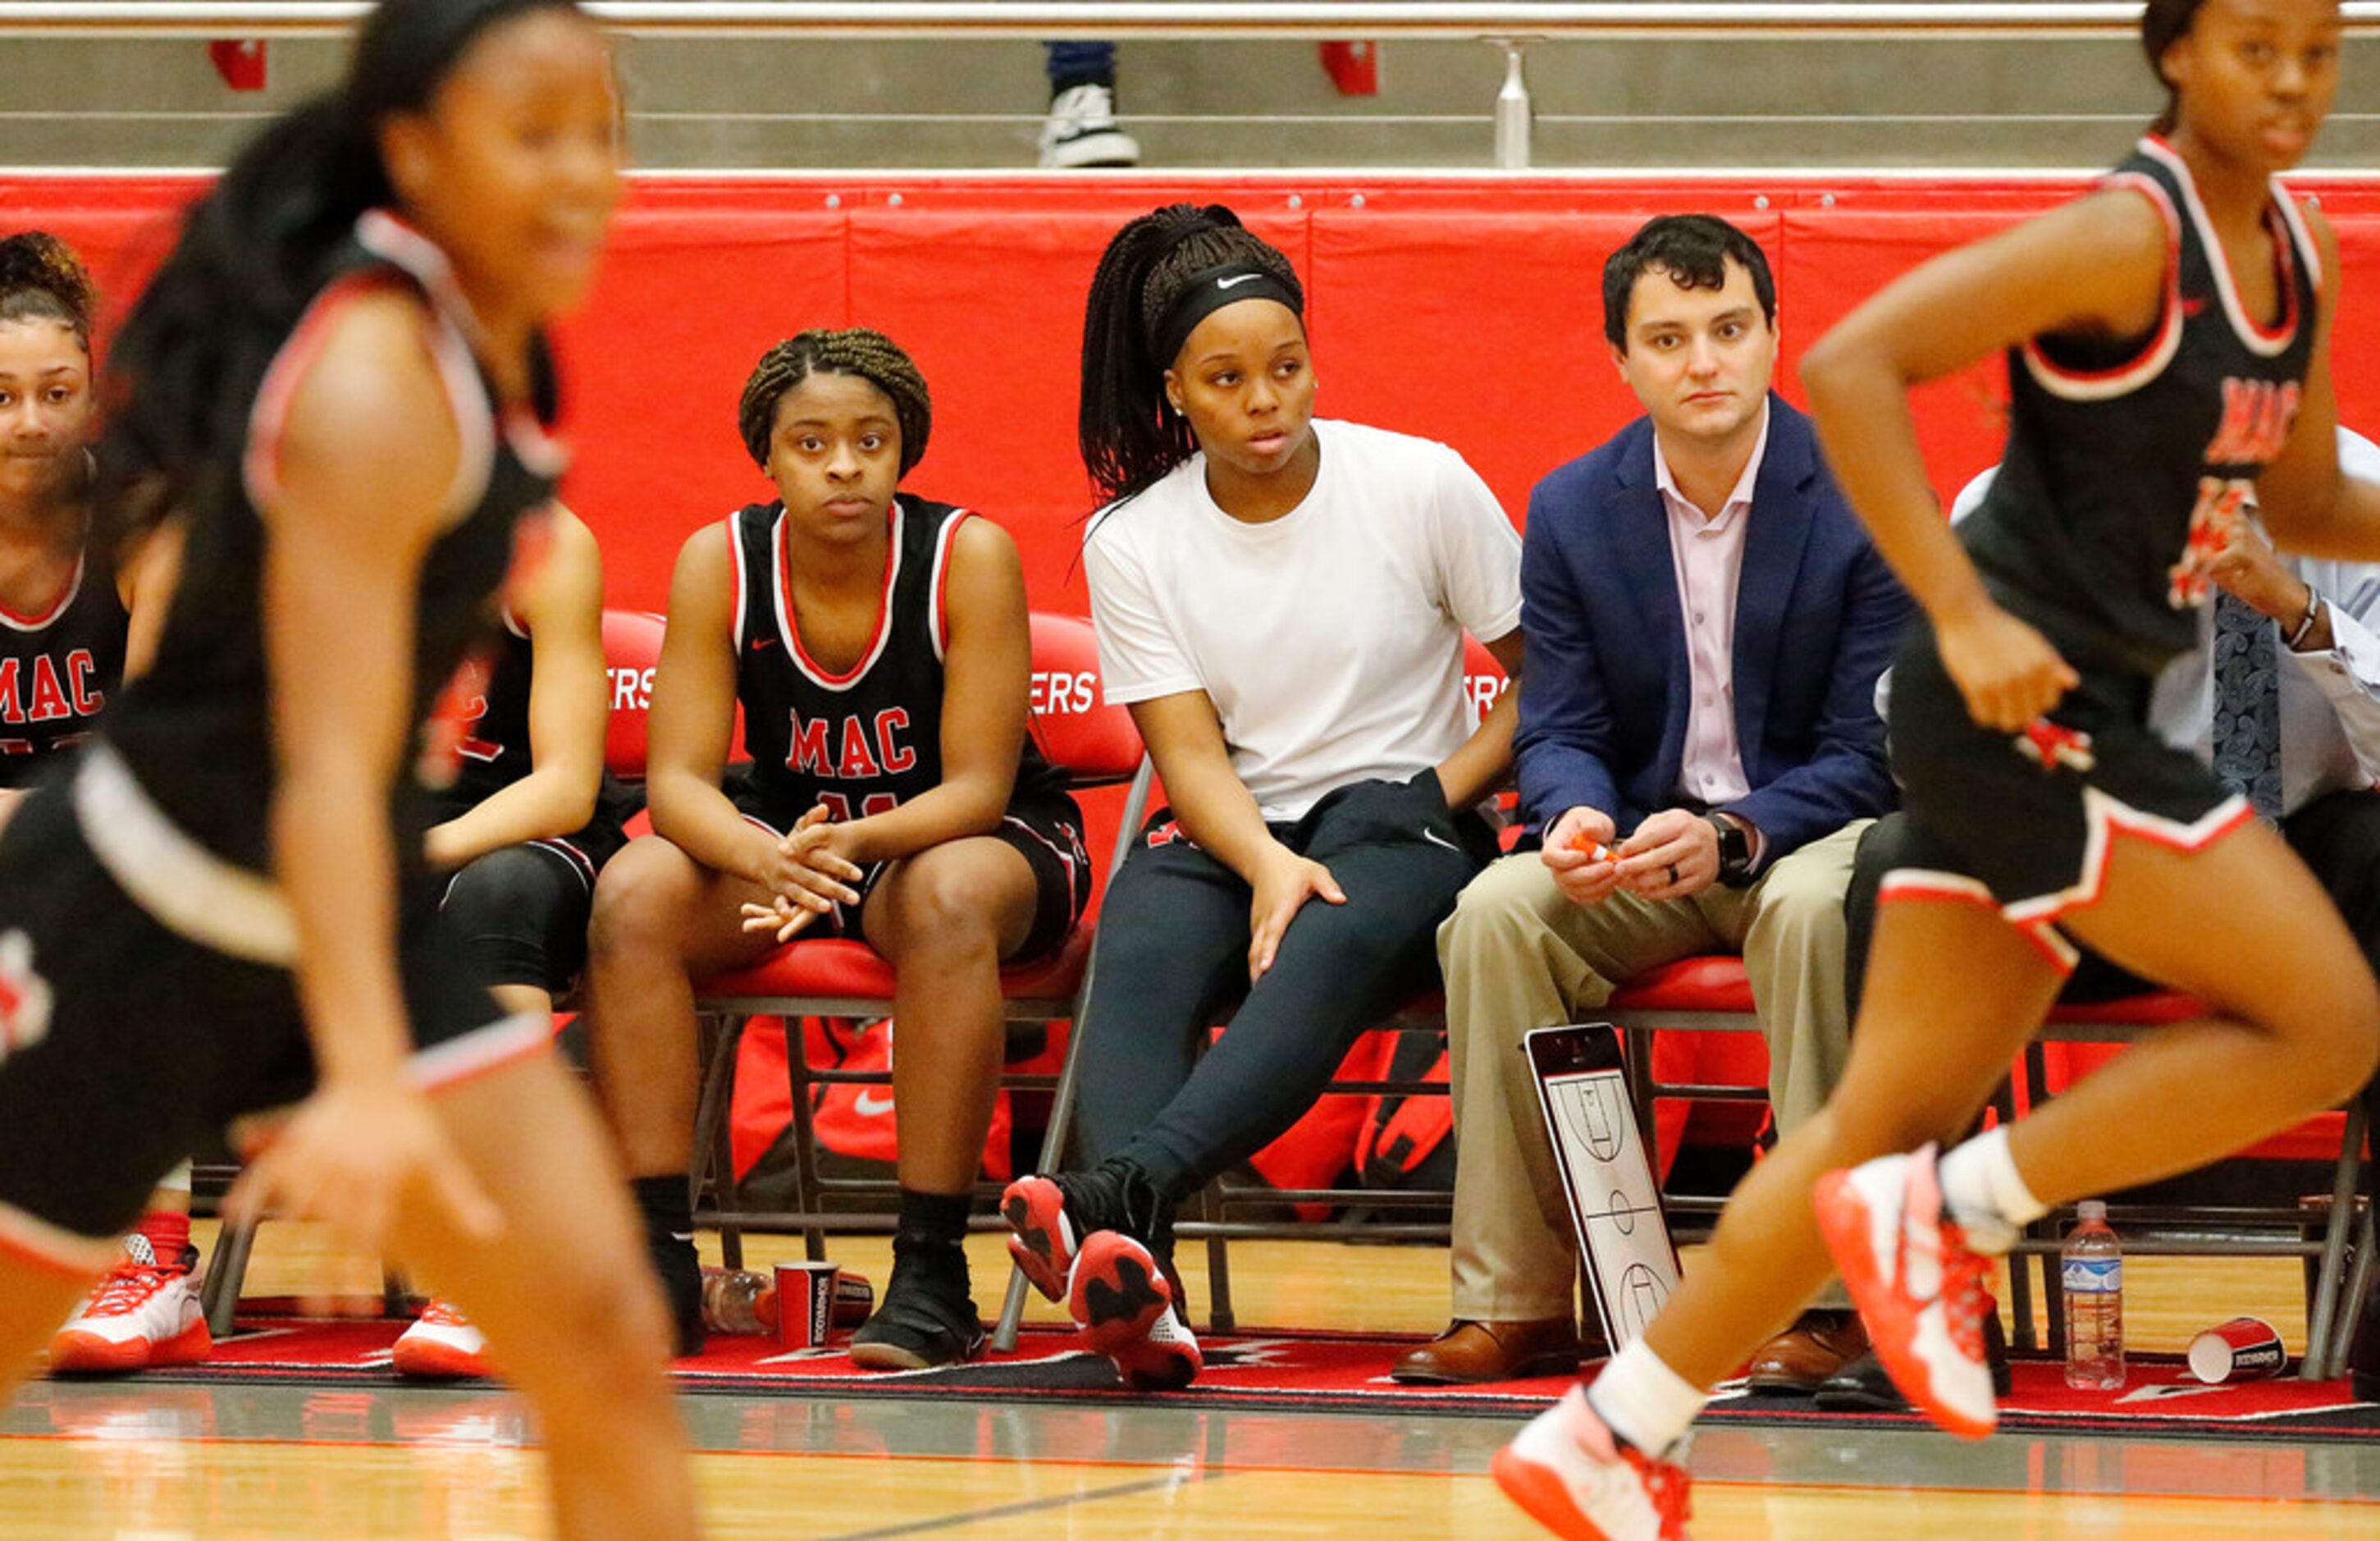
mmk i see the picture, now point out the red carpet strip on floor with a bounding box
[97,1315,2380,1444]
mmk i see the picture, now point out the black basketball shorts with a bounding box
[0,765,546,1264]
[1881,620,2251,972]
[732,784,1091,962]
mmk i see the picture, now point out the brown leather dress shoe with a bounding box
[1744,1310,1871,1395]
[1390,1318,1582,1383]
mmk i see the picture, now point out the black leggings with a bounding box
[438,841,598,995]
[1071,771,1494,1204]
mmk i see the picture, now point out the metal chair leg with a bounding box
[688,1013,748,1269]
[2329,1203,2379,1381]
[200,1215,258,1340]
[1202,1183,1236,1334]
[1988,1080,2035,1352]
[991,756,1153,1353]
[2304,1100,2366,1380]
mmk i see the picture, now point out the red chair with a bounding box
[599,608,666,780]
[684,613,1148,1321]
[1597,954,2371,1380]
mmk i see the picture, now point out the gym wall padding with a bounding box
[14,171,2380,614]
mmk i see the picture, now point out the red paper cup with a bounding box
[831,1271,874,1330]
[774,1262,839,1348]
[2186,1316,2286,1383]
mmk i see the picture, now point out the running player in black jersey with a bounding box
[1498,2,2380,1536]
[582,328,1088,1370]
[0,4,697,1536]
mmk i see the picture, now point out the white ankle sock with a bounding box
[1584,1340,1706,1459]
[1937,1127,2045,1254]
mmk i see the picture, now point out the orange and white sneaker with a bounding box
[1812,1143,1998,1440]
[48,1238,212,1375]
[1069,1231,1200,1391]
[392,1300,491,1380]
[1493,1384,1691,1540]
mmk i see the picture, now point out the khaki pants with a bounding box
[1437,821,1869,1321]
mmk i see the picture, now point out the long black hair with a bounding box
[2142,0,2214,135]
[94,0,581,550]
[0,231,98,354]
[1077,203,1304,505]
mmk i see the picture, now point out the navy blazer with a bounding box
[1514,396,1912,859]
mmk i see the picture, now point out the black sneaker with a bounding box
[648,1232,705,1359]
[1000,1159,1166,1303]
[848,1238,984,1371]
[1816,1308,2012,1410]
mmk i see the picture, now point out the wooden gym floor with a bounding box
[2,1219,2376,1538]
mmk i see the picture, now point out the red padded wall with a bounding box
[12,170,2380,614]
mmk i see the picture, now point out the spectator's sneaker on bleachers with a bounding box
[392,1299,491,1379]
[48,1238,210,1375]
[848,1239,985,1371]
[1813,1144,1998,1439]
[1492,1383,1691,1541]
[1069,1230,1200,1390]
[1038,84,1141,169]
[1001,1159,1166,1303]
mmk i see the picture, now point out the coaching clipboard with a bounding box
[1523,1023,1683,1351]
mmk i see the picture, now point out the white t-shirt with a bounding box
[1083,418,1523,821]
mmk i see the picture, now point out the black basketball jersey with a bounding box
[728,493,1067,821]
[100,208,566,875]
[0,536,126,789]
[430,611,534,813]
[1962,136,2320,678]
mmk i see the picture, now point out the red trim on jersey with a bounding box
[2021,171,2183,399]
[930,508,976,663]
[241,270,409,508]
[774,501,901,692]
[0,552,85,632]
[727,508,752,647]
[2139,135,2304,356]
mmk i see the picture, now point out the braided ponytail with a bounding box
[1077,203,1304,504]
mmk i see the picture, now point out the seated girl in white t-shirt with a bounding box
[1001,202,1525,1389]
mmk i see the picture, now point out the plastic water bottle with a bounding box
[700,1267,777,1336]
[2063,1200,2125,1389]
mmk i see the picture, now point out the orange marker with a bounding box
[1565,831,1622,865]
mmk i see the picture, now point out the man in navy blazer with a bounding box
[1394,216,1912,1392]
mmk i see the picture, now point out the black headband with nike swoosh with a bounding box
[1149,261,1305,368]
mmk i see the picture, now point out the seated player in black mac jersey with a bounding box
[0,231,203,1378]
[580,328,1089,1370]
[386,501,640,1379]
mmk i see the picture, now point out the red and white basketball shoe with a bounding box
[1069,1231,1200,1391]
[48,1237,212,1374]
[392,1299,491,1380]
[1492,1384,1691,1540]
[1000,1173,1085,1304]
[1812,1143,1998,1439]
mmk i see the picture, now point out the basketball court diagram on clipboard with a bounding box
[1524,1023,1682,1349]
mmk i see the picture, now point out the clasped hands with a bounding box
[739,803,867,943]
